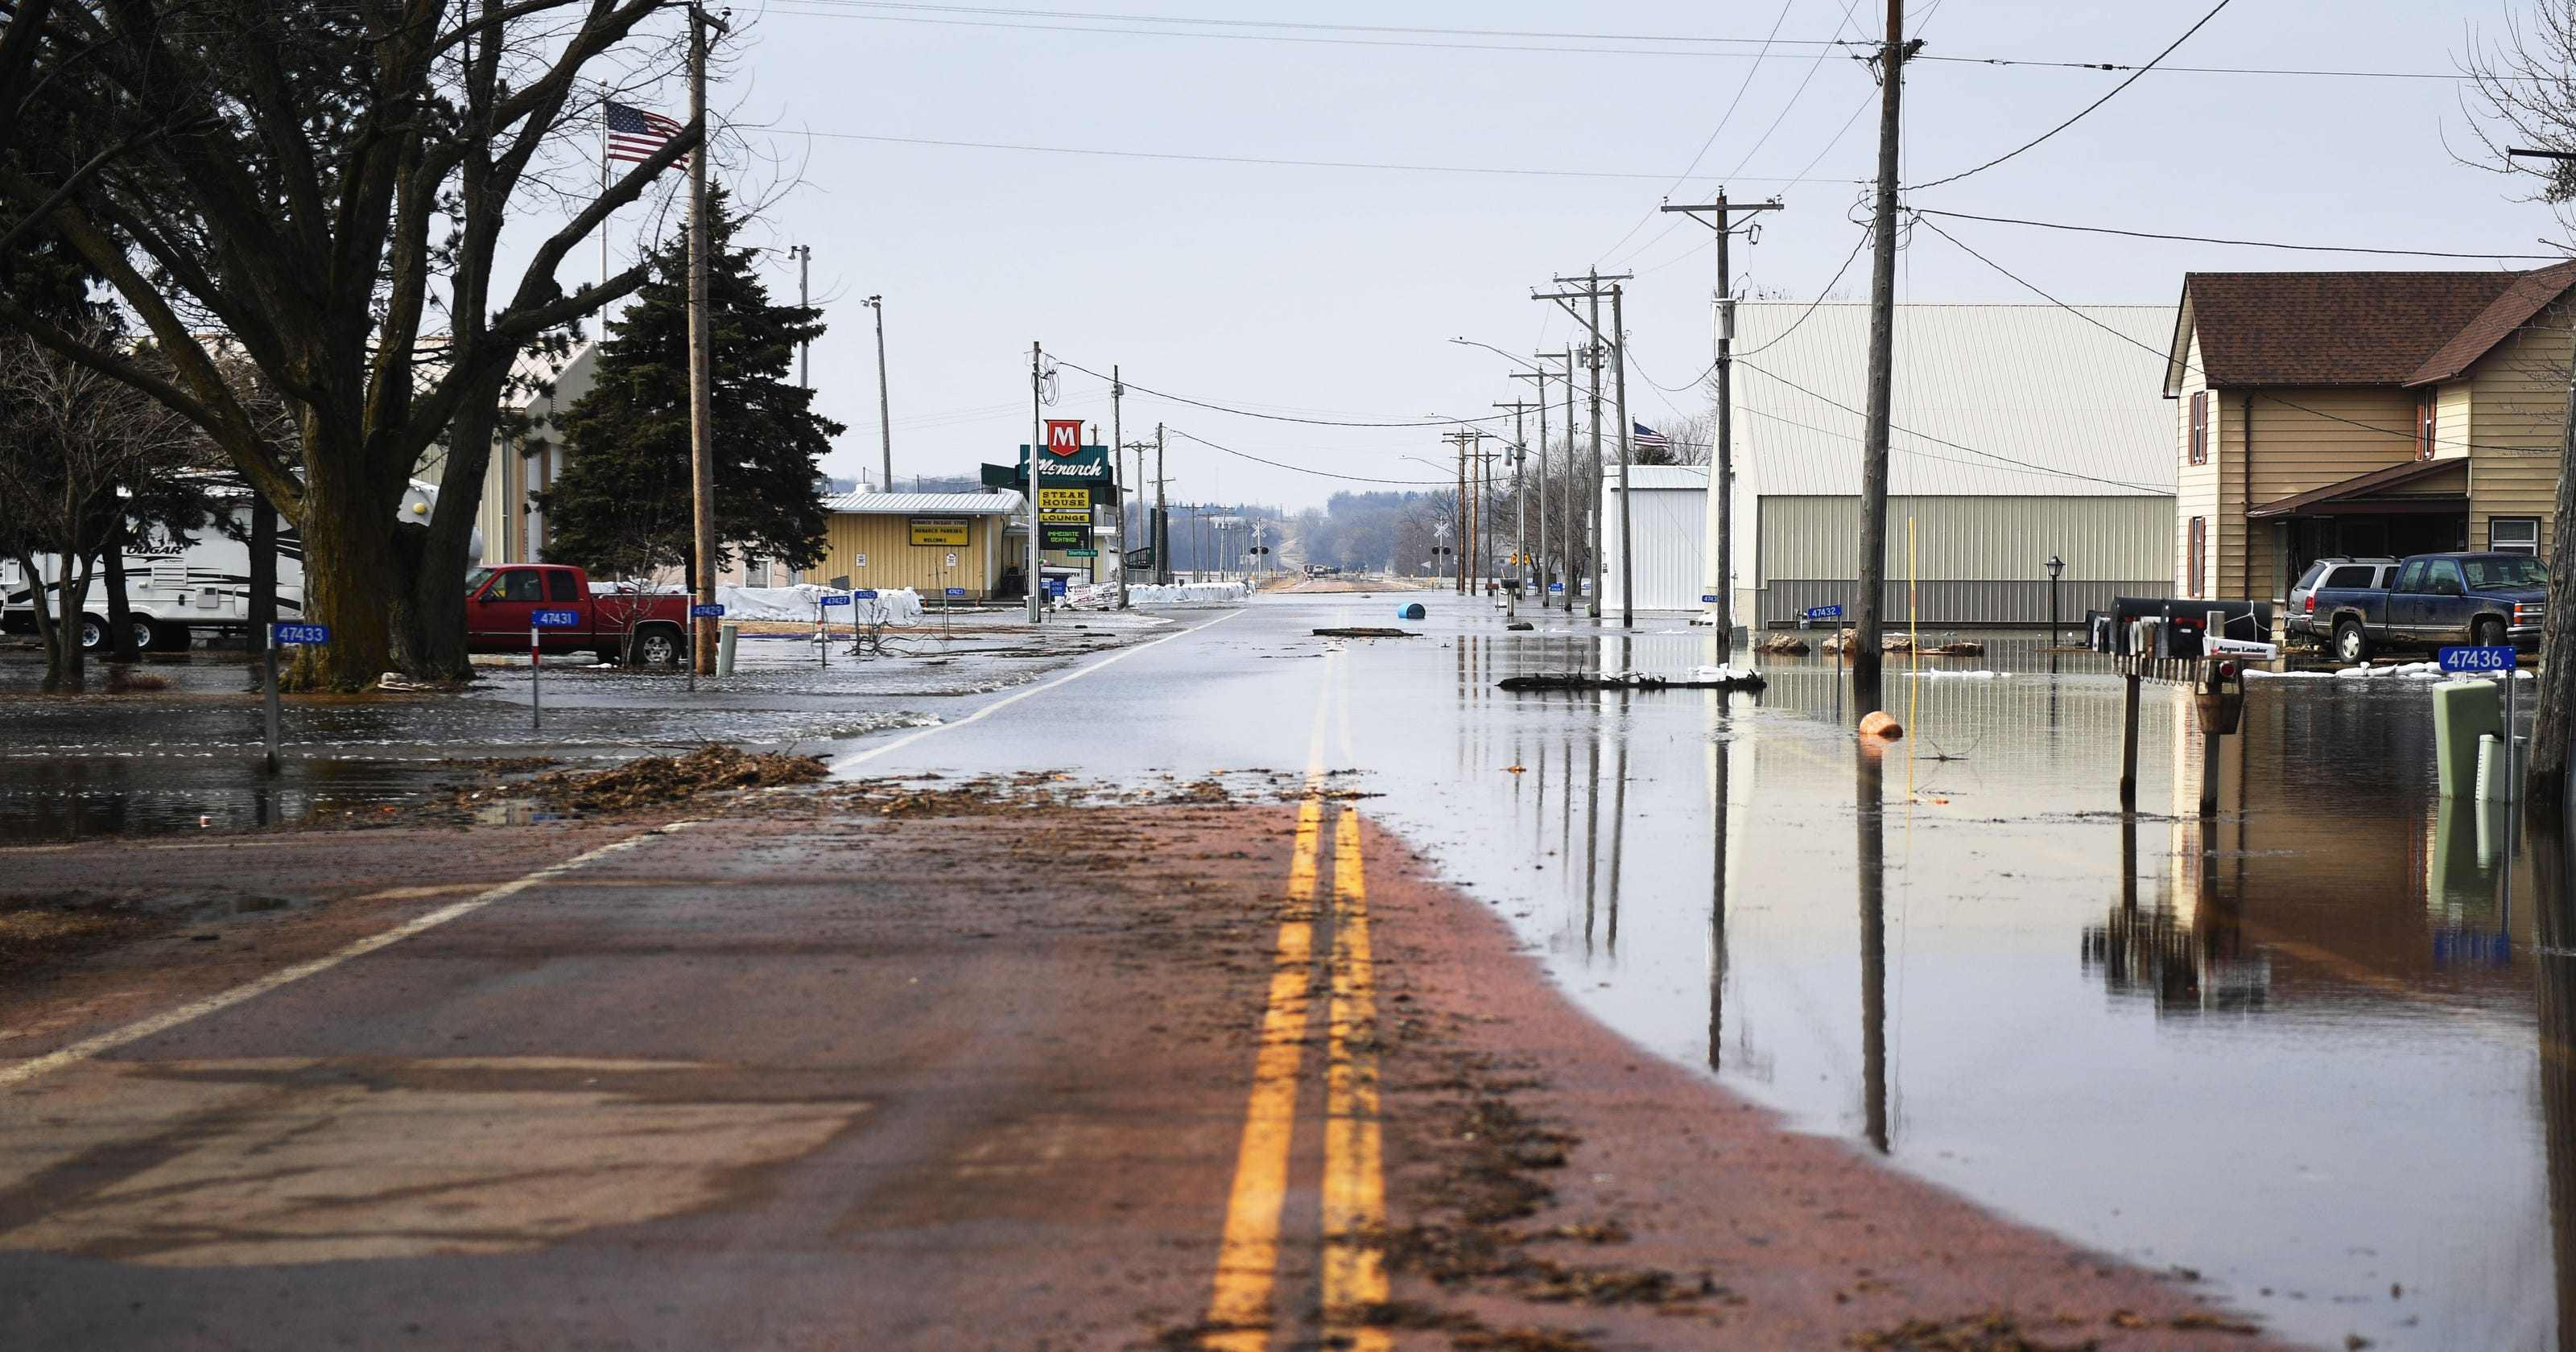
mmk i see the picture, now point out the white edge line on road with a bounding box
[828,607,1249,775]
[0,822,700,1090]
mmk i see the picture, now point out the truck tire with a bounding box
[2334,619,2369,665]
[634,625,684,666]
[2474,616,2507,649]
[77,614,107,651]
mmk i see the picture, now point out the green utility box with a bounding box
[2433,678,2503,798]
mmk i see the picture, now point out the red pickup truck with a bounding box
[463,563,691,665]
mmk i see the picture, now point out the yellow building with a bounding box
[2164,265,2576,604]
[819,491,1022,600]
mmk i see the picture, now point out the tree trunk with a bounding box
[393,373,506,682]
[283,446,402,691]
[47,552,89,690]
[2528,348,2576,809]
[247,488,276,687]
[102,515,138,662]
[14,548,60,683]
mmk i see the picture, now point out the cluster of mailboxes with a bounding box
[2087,597,2274,659]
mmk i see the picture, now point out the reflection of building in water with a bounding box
[2079,703,2274,1016]
[2082,899,2271,1016]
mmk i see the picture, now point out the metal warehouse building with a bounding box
[1600,464,1711,612]
[1727,302,2176,627]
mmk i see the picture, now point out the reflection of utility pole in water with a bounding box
[2528,806,2576,1351]
[1583,736,1602,954]
[1608,735,1629,955]
[1858,749,1891,1154]
[1709,738,1730,1072]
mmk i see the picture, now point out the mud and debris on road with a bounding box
[0,763,2283,1351]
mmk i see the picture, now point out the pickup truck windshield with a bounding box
[2462,556,2548,588]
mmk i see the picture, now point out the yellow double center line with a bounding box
[1201,657,1388,1350]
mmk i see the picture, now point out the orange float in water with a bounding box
[1858,711,1905,741]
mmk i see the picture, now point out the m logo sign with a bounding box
[1045,419,1084,457]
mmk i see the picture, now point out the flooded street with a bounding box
[0,614,1151,837]
[827,596,2559,1352]
[6,595,2561,1350]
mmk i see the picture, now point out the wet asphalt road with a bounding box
[829,594,2568,1352]
[5,591,2570,1350]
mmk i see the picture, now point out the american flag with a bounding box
[1633,422,1671,449]
[605,101,687,169]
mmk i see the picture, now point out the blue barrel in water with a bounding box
[1397,603,1427,620]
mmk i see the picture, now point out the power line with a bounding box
[1166,427,1452,486]
[771,2,2502,80]
[1912,208,2562,261]
[1593,0,1801,266]
[1059,360,1517,430]
[1909,0,2234,192]
[796,128,1856,183]
[1911,212,2560,455]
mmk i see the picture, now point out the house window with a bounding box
[2417,390,2438,460]
[746,557,771,587]
[2188,391,2209,466]
[2188,517,2207,598]
[2493,517,2541,557]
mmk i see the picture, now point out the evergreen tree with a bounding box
[536,190,839,579]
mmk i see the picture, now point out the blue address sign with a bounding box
[272,623,329,645]
[2438,645,2516,674]
[1806,604,1843,620]
[819,594,852,608]
[530,609,583,627]
[688,603,724,618]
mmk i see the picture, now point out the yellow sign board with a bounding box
[909,516,971,546]
[1038,487,1092,524]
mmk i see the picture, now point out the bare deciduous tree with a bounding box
[0,0,700,689]
[2464,2,2576,810]
[0,328,206,689]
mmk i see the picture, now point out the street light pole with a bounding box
[1027,341,1044,624]
[869,295,893,493]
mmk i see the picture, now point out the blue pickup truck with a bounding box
[2310,551,2547,663]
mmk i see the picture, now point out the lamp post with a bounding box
[2046,554,2065,649]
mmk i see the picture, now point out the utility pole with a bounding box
[794,245,811,390]
[1026,341,1044,624]
[686,4,729,678]
[1610,281,1635,628]
[1856,0,1916,715]
[1154,422,1169,586]
[1505,363,1553,607]
[1535,274,1631,620]
[1663,193,1783,650]
[1558,349,1575,609]
[1111,365,1127,610]
[1444,429,1480,595]
[869,295,892,493]
[1496,400,1535,597]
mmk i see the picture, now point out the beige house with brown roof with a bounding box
[2164,265,2576,605]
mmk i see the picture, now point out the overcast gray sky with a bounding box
[621,1,2568,508]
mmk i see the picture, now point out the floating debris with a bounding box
[1497,667,1765,694]
[1755,633,1811,655]
[524,743,828,812]
[1315,627,1423,639]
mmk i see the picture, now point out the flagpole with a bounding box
[598,84,609,346]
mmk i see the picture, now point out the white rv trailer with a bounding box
[2,480,447,650]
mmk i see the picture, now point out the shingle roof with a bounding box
[2168,270,2573,391]
[2405,261,2576,386]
